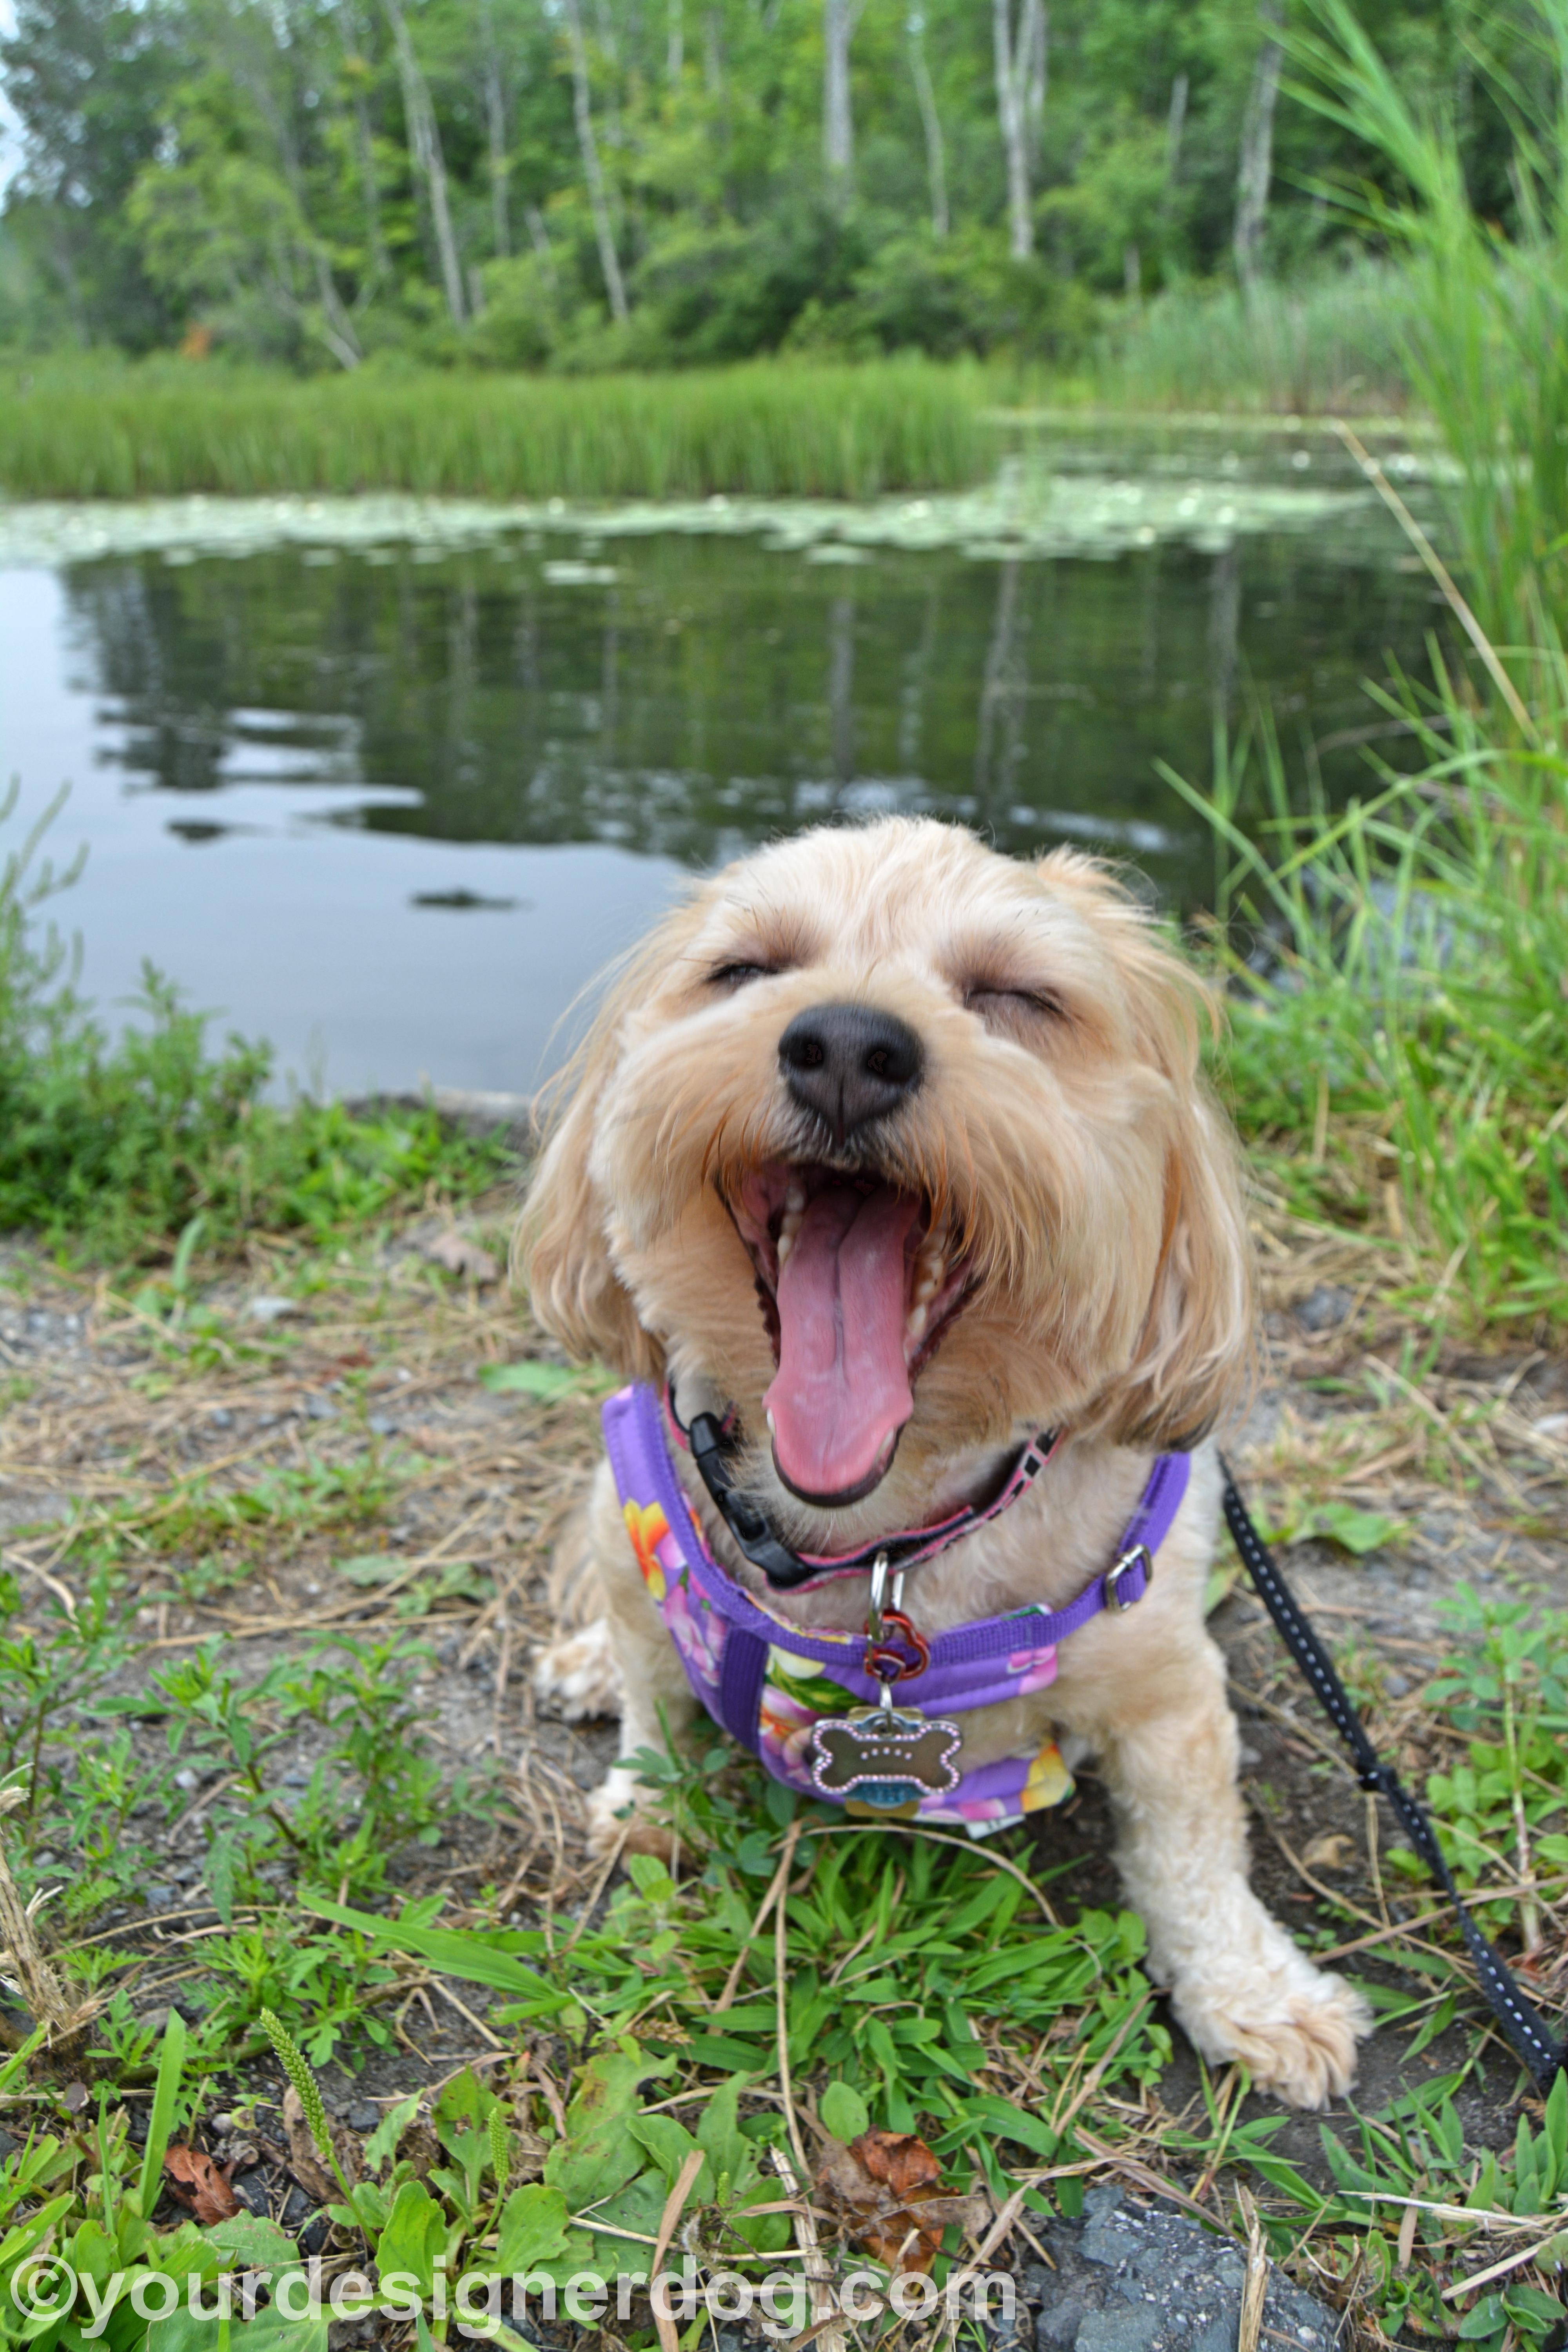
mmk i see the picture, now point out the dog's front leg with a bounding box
[1094,1639,1369,2109]
[533,1459,699,1863]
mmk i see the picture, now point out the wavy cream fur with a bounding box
[521,817,1369,2109]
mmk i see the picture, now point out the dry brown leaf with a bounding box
[164,2145,241,2225]
[816,2129,965,2275]
[398,2118,442,2181]
[423,1230,500,1284]
[280,2084,360,2203]
[1302,1832,1355,1871]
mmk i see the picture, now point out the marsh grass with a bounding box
[1167,0,1568,1335]
[0,353,996,501]
[1174,663,1568,1331]
[1094,260,1418,417]
[1292,0,1568,660]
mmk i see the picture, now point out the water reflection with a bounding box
[60,525,1440,909]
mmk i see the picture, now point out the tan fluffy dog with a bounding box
[520,817,1368,2110]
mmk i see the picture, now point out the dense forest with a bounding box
[0,0,1508,370]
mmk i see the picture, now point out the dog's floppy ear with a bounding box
[515,934,674,1379]
[1040,851,1255,1450]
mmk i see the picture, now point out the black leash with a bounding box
[1221,1458,1566,2095]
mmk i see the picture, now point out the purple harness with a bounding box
[604,1383,1191,1831]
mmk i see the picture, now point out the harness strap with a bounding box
[605,1384,1189,1775]
[668,1381,1060,1593]
[1221,1459,1566,2095]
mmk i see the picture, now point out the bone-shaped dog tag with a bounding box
[809,1706,962,1817]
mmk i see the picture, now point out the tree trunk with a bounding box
[907,17,948,238]
[563,0,629,321]
[993,0,1045,260]
[1233,0,1283,294]
[1164,68,1188,187]
[350,90,391,285]
[334,3,390,289]
[526,204,558,288]
[382,0,466,325]
[239,58,365,365]
[823,0,855,192]
[480,0,510,257]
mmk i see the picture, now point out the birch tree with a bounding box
[993,0,1045,260]
[823,0,861,192]
[1233,0,1283,292]
[563,0,628,321]
[382,0,465,325]
[907,13,948,238]
[478,0,509,257]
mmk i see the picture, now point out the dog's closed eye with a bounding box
[706,959,785,990]
[963,982,1065,1036]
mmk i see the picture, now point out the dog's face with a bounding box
[521,818,1251,1543]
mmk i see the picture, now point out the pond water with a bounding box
[0,439,1443,1098]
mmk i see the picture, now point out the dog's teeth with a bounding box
[905,1302,928,1346]
[766,1408,777,1435]
[913,1250,945,1303]
[776,1229,793,1265]
[785,1180,806,1213]
[777,1202,804,1266]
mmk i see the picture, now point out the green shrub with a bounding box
[0,785,508,1262]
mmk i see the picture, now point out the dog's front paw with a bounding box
[586,1769,680,1866]
[533,1617,623,1722]
[1172,1949,1370,2109]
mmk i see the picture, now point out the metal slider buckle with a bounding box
[1105,1544,1152,1611]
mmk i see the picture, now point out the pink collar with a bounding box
[663,1381,1061,1595]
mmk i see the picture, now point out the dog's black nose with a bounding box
[778,1002,923,1143]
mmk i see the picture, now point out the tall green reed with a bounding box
[1168,662,1568,1327]
[0,356,993,501]
[1293,0,1568,667]
[1094,260,1417,417]
[1158,0,1568,1333]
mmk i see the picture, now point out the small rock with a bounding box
[1533,1412,1568,1442]
[1017,2187,1339,2352]
[304,1396,337,1421]
[1077,2313,1160,2352]
[245,1295,298,1324]
[208,1408,233,1428]
[1385,1672,1410,1697]
[368,1414,397,1437]
[345,2103,379,2132]
[173,1768,198,1790]
[1295,1283,1353,1333]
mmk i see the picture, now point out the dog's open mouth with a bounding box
[726,1161,973,1508]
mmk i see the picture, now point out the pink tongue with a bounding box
[764,1184,919,1504]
